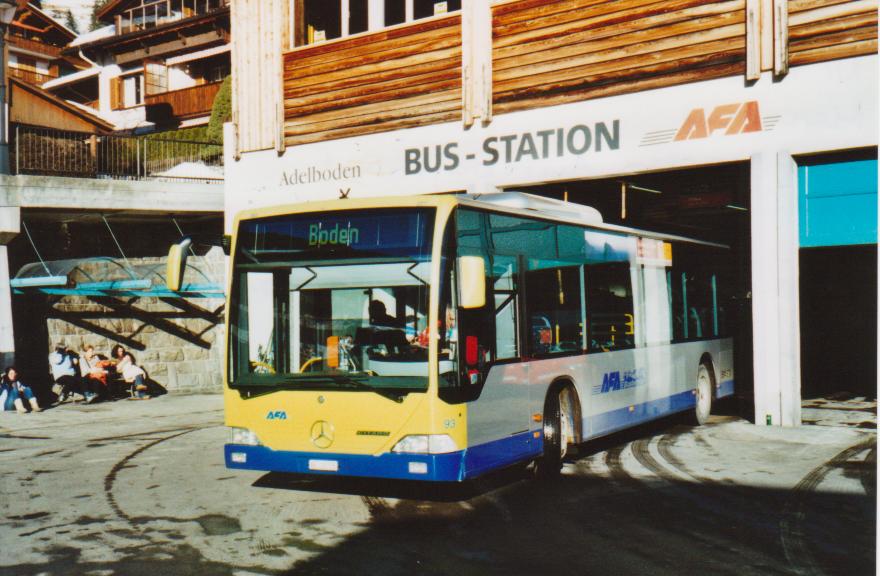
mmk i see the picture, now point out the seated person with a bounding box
[369,300,400,328]
[111,345,150,399]
[1,366,41,413]
[80,345,110,400]
[49,345,98,403]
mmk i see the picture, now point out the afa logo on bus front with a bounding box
[266,411,288,420]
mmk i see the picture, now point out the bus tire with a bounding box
[536,385,575,478]
[691,362,714,426]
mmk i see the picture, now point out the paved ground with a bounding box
[0,395,875,576]
[802,395,877,429]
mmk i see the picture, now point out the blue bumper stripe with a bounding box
[717,379,735,398]
[226,430,543,483]
[225,445,466,482]
[464,430,542,478]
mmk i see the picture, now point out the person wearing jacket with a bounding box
[50,345,99,403]
[1,367,41,413]
[80,345,110,401]
[111,345,149,399]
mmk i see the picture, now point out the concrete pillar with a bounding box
[751,151,801,426]
[0,204,18,369]
[0,244,14,369]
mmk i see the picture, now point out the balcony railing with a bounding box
[145,81,223,119]
[11,124,224,183]
[8,68,57,86]
[118,0,229,35]
[7,35,63,58]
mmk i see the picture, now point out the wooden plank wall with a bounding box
[283,15,462,147]
[232,0,283,153]
[491,0,748,115]
[788,0,878,67]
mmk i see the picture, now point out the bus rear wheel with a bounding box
[536,385,575,478]
[691,362,714,426]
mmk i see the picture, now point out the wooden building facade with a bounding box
[229,0,877,153]
[7,3,89,86]
[52,0,232,129]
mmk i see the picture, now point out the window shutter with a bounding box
[110,76,123,110]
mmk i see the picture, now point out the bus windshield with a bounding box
[229,208,436,396]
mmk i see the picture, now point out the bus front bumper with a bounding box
[224,444,467,482]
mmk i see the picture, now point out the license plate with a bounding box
[308,459,339,472]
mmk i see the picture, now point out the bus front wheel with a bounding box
[691,362,714,426]
[536,385,575,478]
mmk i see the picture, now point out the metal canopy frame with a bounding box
[11,256,224,298]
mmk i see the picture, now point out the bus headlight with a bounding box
[229,427,262,446]
[392,434,457,454]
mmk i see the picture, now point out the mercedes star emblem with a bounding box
[310,420,334,449]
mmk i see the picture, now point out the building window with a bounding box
[119,0,227,34]
[123,73,144,107]
[295,0,460,47]
[413,0,458,19]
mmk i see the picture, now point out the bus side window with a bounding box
[585,263,635,352]
[492,254,519,360]
[525,265,582,356]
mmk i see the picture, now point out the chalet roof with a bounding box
[42,66,100,90]
[68,24,115,48]
[70,7,229,57]
[65,99,119,129]
[10,77,115,132]
[95,0,127,23]
[24,2,78,40]
[11,2,77,44]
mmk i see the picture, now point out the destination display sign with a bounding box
[238,209,434,260]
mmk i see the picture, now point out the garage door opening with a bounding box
[797,149,877,429]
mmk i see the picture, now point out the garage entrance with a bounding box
[798,150,878,402]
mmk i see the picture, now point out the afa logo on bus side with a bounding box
[593,368,646,395]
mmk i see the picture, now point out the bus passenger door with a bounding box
[462,253,532,473]
[641,259,674,405]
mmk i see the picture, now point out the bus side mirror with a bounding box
[458,256,486,309]
[166,238,192,292]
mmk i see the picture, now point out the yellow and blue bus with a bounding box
[222,192,734,481]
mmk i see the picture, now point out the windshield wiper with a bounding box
[235,374,409,402]
[326,374,373,392]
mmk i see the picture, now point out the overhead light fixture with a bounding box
[0,0,16,26]
[725,205,749,212]
[623,183,663,195]
[619,180,663,220]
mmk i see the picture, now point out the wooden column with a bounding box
[462,0,491,127]
[745,0,760,80]
[773,0,788,76]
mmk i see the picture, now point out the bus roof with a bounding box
[234,192,729,249]
[458,192,729,249]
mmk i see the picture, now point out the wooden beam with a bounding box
[773,0,788,76]
[462,0,492,127]
[115,30,229,64]
[760,0,774,70]
[746,0,761,79]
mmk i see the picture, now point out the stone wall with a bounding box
[45,248,226,394]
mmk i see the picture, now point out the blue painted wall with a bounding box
[799,158,878,247]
